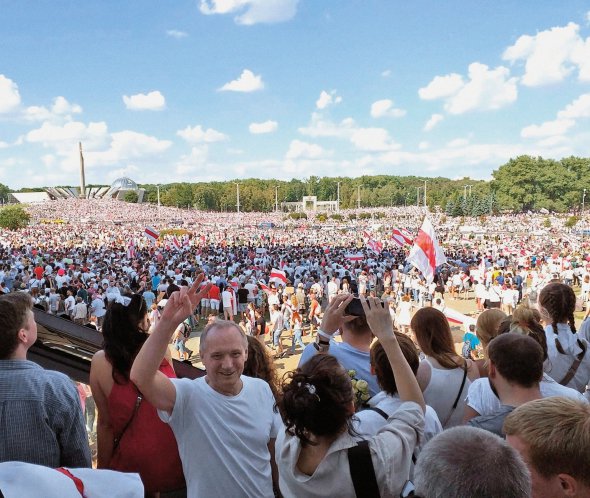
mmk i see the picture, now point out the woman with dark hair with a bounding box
[276,294,425,498]
[538,282,590,393]
[90,294,185,496]
[463,303,586,423]
[243,335,281,401]
[413,307,479,428]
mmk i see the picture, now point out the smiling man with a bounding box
[131,278,280,498]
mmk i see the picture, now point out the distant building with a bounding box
[41,177,145,202]
[281,195,338,212]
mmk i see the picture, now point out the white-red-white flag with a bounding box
[407,218,446,283]
[363,231,383,253]
[345,252,364,262]
[144,226,159,243]
[172,236,182,251]
[392,228,413,247]
[270,267,287,284]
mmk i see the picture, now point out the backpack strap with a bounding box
[441,362,468,427]
[558,338,587,386]
[348,440,380,498]
[367,406,389,420]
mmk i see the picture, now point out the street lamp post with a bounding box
[337,181,341,212]
[275,185,279,212]
[235,182,240,213]
[423,180,428,208]
[156,184,161,219]
[357,185,361,209]
[416,186,422,207]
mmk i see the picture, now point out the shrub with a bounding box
[0,205,30,230]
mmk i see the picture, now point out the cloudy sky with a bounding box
[1,1,589,188]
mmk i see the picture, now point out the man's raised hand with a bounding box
[319,293,356,335]
[359,296,394,341]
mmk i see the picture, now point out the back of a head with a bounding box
[411,307,458,368]
[538,282,577,334]
[509,304,548,361]
[475,308,507,348]
[504,397,590,489]
[0,292,33,359]
[342,313,370,337]
[102,294,148,380]
[371,333,419,396]
[488,334,543,387]
[414,426,531,498]
[279,354,354,446]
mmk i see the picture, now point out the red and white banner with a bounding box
[392,228,413,247]
[127,240,136,259]
[443,307,476,330]
[407,217,446,283]
[144,226,159,243]
[172,236,182,251]
[345,252,364,261]
[258,280,271,293]
[363,231,383,253]
[270,267,287,284]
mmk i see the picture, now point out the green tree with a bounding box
[0,205,30,230]
[124,191,138,203]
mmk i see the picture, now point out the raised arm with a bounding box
[360,296,426,413]
[131,275,210,415]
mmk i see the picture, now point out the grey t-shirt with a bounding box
[468,404,515,437]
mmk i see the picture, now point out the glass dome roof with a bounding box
[110,177,138,190]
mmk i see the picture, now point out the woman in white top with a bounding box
[414,307,479,428]
[539,282,590,394]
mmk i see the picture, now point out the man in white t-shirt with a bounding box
[131,278,280,498]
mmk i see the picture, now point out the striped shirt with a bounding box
[0,360,91,468]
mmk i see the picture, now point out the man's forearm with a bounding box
[131,321,175,389]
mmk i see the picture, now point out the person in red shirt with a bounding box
[308,291,321,337]
[208,283,221,315]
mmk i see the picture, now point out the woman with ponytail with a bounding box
[538,282,590,394]
[276,294,425,498]
[90,294,185,496]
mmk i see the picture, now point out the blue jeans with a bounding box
[273,327,283,347]
[291,327,305,352]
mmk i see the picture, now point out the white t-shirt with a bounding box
[466,373,588,416]
[159,376,280,498]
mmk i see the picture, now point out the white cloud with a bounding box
[123,91,166,111]
[418,73,464,100]
[199,0,299,25]
[381,69,392,78]
[447,138,469,148]
[166,29,188,39]
[418,141,430,150]
[0,75,21,113]
[521,118,575,138]
[219,69,264,92]
[177,124,228,143]
[23,96,82,122]
[249,120,278,134]
[370,99,406,118]
[423,113,444,131]
[176,146,209,176]
[26,120,110,155]
[285,139,330,159]
[503,22,590,85]
[419,64,517,114]
[52,96,82,115]
[298,112,356,139]
[316,90,342,110]
[558,93,590,119]
[350,128,400,152]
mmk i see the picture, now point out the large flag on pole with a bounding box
[407,217,446,283]
[144,226,160,243]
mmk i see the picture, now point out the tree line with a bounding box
[6,155,590,215]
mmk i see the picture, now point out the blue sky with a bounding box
[1,1,589,189]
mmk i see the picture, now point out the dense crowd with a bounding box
[1,198,590,497]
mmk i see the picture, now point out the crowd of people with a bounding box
[1,197,590,497]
